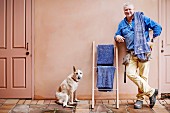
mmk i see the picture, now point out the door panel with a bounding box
[0,0,32,98]
[13,58,26,88]
[14,0,25,48]
[0,58,7,88]
[159,0,170,93]
[0,0,6,49]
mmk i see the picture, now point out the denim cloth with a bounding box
[96,66,116,92]
[134,12,151,61]
[97,45,114,66]
[114,12,162,51]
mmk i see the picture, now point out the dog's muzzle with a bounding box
[78,76,81,80]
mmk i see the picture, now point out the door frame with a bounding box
[31,0,35,99]
[158,0,167,94]
[158,0,163,94]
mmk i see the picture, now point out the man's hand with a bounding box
[147,38,156,51]
[147,41,154,47]
[115,35,125,43]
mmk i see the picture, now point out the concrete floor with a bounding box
[0,99,170,113]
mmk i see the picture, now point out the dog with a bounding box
[55,66,83,107]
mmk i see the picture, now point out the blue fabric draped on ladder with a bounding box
[97,45,114,66]
[97,66,116,92]
[96,44,116,92]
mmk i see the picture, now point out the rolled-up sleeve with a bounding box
[114,23,123,40]
[144,16,162,38]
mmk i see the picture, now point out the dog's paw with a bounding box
[63,105,75,108]
[74,99,80,102]
[63,102,68,108]
[65,105,75,108]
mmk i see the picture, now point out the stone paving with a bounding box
[0,99,169,113]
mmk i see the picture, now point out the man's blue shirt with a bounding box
[114,15,162,50]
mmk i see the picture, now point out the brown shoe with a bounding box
[149,89,158,108]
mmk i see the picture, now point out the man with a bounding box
[114,3,162,109]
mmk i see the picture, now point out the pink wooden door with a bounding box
[159,0,170,93]
[0,0,32,98]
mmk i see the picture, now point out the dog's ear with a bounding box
[73,66,76,72]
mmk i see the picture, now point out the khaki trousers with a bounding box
[126,55,155,100]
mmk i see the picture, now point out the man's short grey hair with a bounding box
[123,2,134,9]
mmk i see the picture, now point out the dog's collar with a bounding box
[71,77,79,82]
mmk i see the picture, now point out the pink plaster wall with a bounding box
[34,0,159,99]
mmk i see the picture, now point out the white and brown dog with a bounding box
[55,66,83,107]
